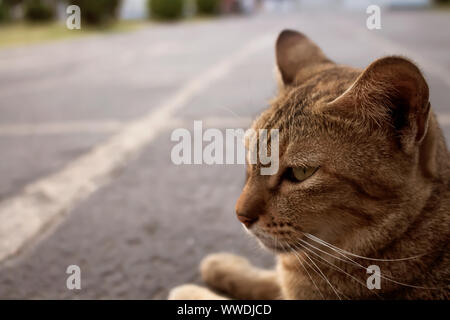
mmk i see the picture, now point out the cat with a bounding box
[168,29,450,300]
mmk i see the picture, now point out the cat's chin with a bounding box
[257,238,292,253]
[250,229,296,253]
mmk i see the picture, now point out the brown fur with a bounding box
[168,30,450,300]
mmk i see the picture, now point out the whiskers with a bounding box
[284,242,325,299]
[305,233,428,262]
[284,233,443,292]
[282,241,346,300]
[293,239,383,299]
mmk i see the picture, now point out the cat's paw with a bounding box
[168,284,227,300]
[199,253,281,300]
[200,252,251,291]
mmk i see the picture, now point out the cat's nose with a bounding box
[235,183,265,228]
[237,213,258,228]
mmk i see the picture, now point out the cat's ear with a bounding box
[276,30,332,85]
[326,56,430,145]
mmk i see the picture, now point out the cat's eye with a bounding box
[287,167,318,182]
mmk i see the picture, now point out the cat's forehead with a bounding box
[251,89,326,136]
[253,66,360,133]
[246,71,363,162]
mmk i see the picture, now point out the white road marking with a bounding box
[0,120,123,136]
[0,34,274,263]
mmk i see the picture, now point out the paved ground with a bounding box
[0,9,449,299]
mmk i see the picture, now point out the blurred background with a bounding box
[0,0,449,299]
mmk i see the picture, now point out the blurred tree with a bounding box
[69,0,121,25]
[0,1,10,22]
[1,0,23,21]
[149,0,184,20]
[4,0,22,5]
[24,0,55,22]
[196,0,219,15]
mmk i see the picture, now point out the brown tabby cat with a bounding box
[168,30,450,300]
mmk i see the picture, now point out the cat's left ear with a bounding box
[276,30,332,85]
[326,56,430,146]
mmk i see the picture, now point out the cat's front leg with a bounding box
[200,253,281,300]
[168,284,228,300]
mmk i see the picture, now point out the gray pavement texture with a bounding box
[0,10,449,299]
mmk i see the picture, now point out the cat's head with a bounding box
[236,30,436,253]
